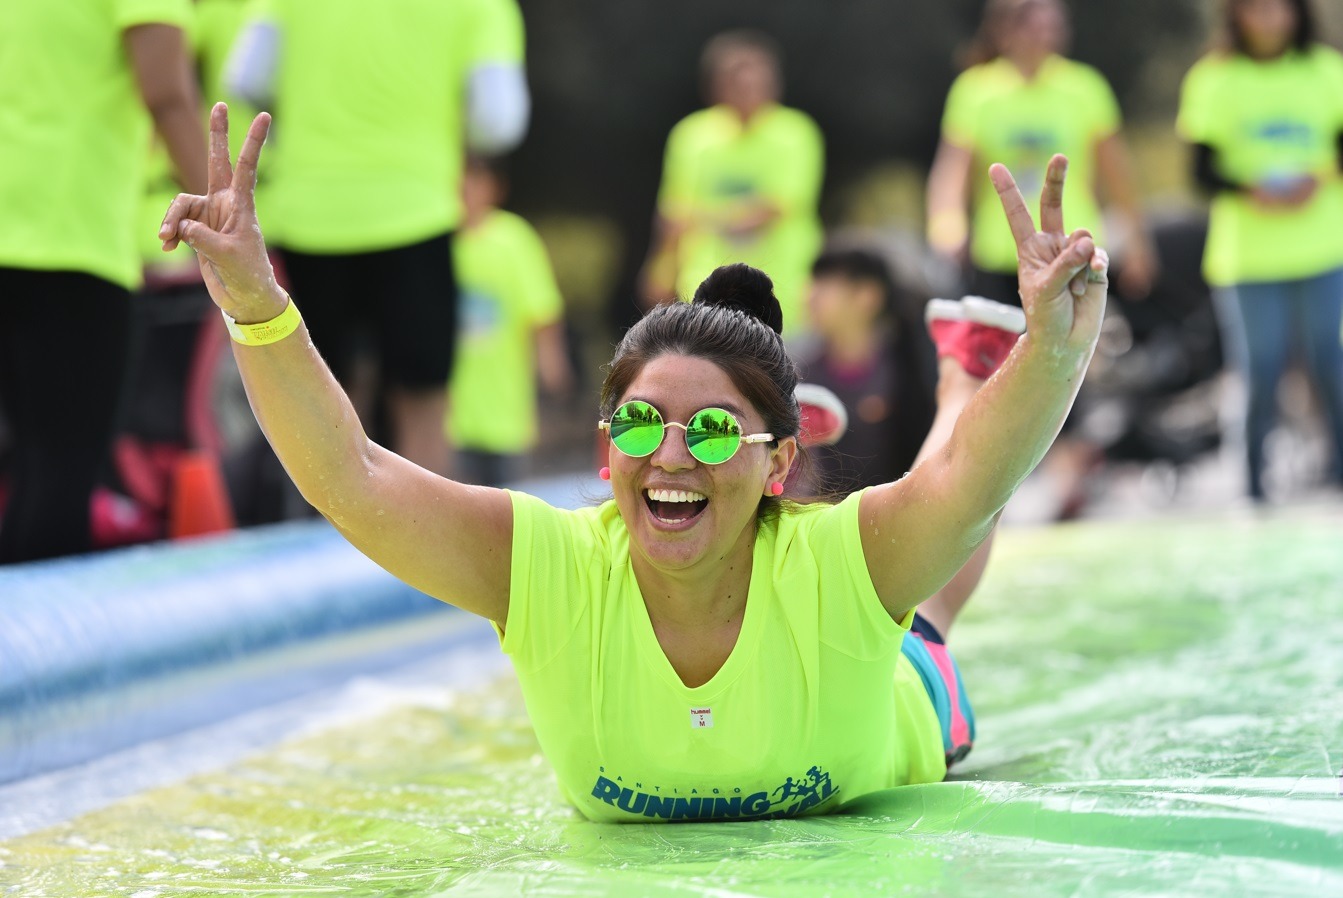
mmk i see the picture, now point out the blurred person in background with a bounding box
[0,0,206,563]
[108,0,260,546]
[925,0,1156,519]
[447,157,573,488]
[226,0,529,478]
[640,30,825,346]
[1177,0,1343,503]
[793,249,937,496]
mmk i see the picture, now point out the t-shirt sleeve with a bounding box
[1322,48,1343,132]
[1176,57,1219,145]
[511,219,564,326]
[114,0,192,30]
[464,0,526,68]
[939,70,979,150]
[656,117,696,218]
[802,492,912,659]
[1082,65,1122,140]
[500,491,603,670]
[769,112,825,215]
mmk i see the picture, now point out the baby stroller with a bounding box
[1077,211,1223,495]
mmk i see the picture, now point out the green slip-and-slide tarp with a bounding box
[3,510,1341,897]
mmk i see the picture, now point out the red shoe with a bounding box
[795,383,848,447]
[925,295,1026,379]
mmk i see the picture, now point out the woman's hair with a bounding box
[600,264,801,518]
[810,248,897,320]
[958,0,1064,69]
[1220,0,1316,55]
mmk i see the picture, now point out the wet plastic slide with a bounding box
[2,502,1340,896]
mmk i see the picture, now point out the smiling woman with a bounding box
[158,105,1108,822]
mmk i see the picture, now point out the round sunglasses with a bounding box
[598,400,775,465]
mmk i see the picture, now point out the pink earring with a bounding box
[599,466,611,481]
[770,482,784,496]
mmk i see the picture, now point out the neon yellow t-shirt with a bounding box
[447,210,563,453]
[0,0,192,290]
[196,0,261,159]
[500,489,947,823]
[657,104,824,339]
[251,0,524,252]
[941,55,1120,274]
[1177,47,1343,287]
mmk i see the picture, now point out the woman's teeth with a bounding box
[645,488,706,503]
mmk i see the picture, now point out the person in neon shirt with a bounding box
[641,30,824,345]
[925,0,1155,520]
[225,0,530,478]
[1177,0,1343,502]
[0,1,207,563]
[161,106,1109,820]
[447,157,573,487]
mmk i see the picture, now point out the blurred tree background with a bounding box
[504,0,1341,383]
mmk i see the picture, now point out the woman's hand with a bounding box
[1250,174,1319,210]
[991,153,1108,364]
[159,103,284,323]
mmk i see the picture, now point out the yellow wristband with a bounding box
[222,295,303,346]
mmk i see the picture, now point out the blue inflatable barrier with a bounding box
[0,521,483,784]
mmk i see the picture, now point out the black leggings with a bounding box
[0,268,130,563]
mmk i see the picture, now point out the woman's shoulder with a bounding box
[508,491,623,554]
[1048,56,1116,95]
[1302,43,1343,77]
[767,493,864,554]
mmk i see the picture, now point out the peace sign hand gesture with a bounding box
[159,103,284,322]
[990,154,1108,364]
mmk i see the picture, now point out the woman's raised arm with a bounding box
[160,104,512,622]
[859,154,1108,618]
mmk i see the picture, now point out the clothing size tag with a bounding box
[690,707,713,729]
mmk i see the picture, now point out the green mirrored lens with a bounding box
[609,401,664,457]
[686,408,741,464]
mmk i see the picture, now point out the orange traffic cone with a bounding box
[168,450,236,539]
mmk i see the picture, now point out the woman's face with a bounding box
[608,354,794,577]
[1001,0,1068,60]
[712,47,779,114]
[1234,0,1297,58]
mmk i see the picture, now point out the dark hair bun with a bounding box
[691,263,784,335]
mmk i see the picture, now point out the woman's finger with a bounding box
[159,193,208,249]
[177,218,230,258]
[1038,155,1068,235]
[231,111,273,212]
[1087,247,1111,286]
[1038,234,1094,301]
[207,103,233,196]
[988,163,1038,249]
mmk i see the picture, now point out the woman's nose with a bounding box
[650,423,695,470]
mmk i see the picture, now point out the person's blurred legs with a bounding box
[916,297,1024,639]
[387,387,449,476]
[0,269,130,562]
[279,234,457,476]
[378,233,457,477]
[1292,267,1343,485]
[1216,281,1291,500]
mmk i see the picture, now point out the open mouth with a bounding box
[644,488,709,525]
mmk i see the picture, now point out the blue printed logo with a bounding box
[590,765,838,821]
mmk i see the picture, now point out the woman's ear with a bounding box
[767,436,798,487]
